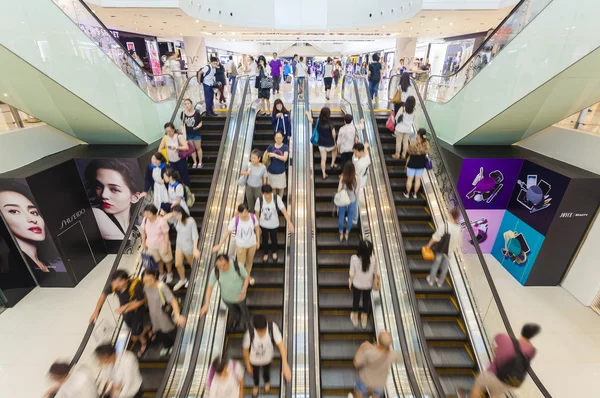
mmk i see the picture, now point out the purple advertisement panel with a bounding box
[507,160,570,235]
[456,158,523,210]
[459,209,505,254]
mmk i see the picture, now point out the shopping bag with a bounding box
[386,112,395,132]
[310,119,320,146]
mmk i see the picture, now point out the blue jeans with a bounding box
[338,200,358,234]
[369,81,379,99]
[230,76,236,93]
[297,77,305,95]
[203,83,214,114]
[355,377,384,396]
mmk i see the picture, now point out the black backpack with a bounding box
[496,338,531,387]
[248,321,276,354]
[214,258,242,281]
[198,65,212,84]
[258,195,283,218]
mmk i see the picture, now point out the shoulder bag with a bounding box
[334,188,351,207]
[262,146,272,167]
[310,118,320,146]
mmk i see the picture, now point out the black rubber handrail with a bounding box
[410,77,552,397]
[350,75,438,397]
[177,77,251,398]
[425,0,554,101]
[70,198,147,366]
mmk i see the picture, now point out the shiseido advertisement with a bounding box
[26,160,107,284]
[75,158,144,253]
[0,217,36,306]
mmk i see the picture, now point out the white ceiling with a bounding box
[89,5,512,42]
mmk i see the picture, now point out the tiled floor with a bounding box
[484,254,600,397]
[0,255,115,398]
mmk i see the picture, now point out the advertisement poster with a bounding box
[26,160,107,283]
[460,209,505,254]
[490,211,545,285]
[126,42,135,52]
[507,160,570,235]
[0,215,36,305]
[456,158,523,210]
[0,179,70,287]
[146,39,162,75]
[75,158,144,253]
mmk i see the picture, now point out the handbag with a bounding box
[390,90,402,104]
[421,246,435,261]
[260,76,273,89]
[425,155,433,170]
[160,136,170,164]
[372,272,381,291]
[334,188,351,207]
[178,141,196,159]
[386,112,395,132]
[310,118,320,145]
[141,250,158,272]
[238,162,250,186]
[157,282,174,318]
[262,146,272,167]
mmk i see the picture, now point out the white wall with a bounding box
[517,125,600,306]
[0,124,86,174]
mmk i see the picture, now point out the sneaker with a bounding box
[426,275,434,286]
[165,272,174,284]
[249,277,255,286]
[191,163,197,169]
[173,279,188,291]
[159,347,172,357]
[185,280,189,288]
[197,163,204,169]
[412,192,418,199]
[403,192,409,198]
[437,279,444,288]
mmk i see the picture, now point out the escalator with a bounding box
[421,0,600,145]
[0,0,176,144]
[373,113,477,396]
[312,111,377,396]
[137,115,227,396]
[222,114,286,397]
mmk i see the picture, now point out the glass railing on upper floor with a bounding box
[409,77,552,397]
[555,101,600,135]
[50,0,177,102]
[424,0,553,104]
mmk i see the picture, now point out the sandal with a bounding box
[137,343,148,358]
[391,154,400,160]
[322,174,328,180]
[272,253,278,261]
[263,254,269,263]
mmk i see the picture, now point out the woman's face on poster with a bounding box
[94,168,136,215]
[0,191,46,242]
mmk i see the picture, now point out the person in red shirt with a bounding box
[468,323,540,398]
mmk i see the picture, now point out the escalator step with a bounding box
[395,207,432,221]
[317,234,361,248]
[422,321,467,341]
[253,250,285,266]
[321,366,357,391]
[429,346,476,369]
[412,277,452,294]
[251,268,284,286]
[243,367,281,389]
[393,193,428,206]
[320,339,364,361]
[400,223,435,236]
[439,374,476,397]
[317,252,353,267]
[319,291,354,310]
[318,270,349,287]
[407,257,434,272]
[319,314,374,334]
[226,337,282,360]
[417,298,459,316]
[403,238,429,253]
[139,367,165,393]
[247,289,283,308]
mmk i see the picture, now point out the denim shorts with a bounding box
[355,377,384,396]
[406,167,424,178]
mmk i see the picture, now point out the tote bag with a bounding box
[310,119,320,146]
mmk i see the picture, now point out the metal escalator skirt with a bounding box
[159,76,249,397]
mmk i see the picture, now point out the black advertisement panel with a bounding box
[26,160,106,283]
[75,159,144,253]
[0,216,36,306]
[0,179,73,287]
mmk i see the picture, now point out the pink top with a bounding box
[488,333,536,375]
[142,217,169,249]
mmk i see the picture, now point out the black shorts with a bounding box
[324,77,333,90]
[123,310,144,336]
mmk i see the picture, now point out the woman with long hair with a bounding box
[404,128,431,199]
[394,72,413,115]
[180,98,203,168]
[256,55,271,115]
[158,122,190,186]
[393,95,416,160]
[162,205,199,291]
[0,180,64,273]
[348,240,378,328]
[323,57,334,100]
[84,159,143,241]
[305,106,337,179]
[337,162,359,242]
[271,99,292,145]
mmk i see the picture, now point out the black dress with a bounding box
[257,66,271,100]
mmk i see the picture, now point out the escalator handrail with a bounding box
[350,75,442,397]
[70,198,147,366]
[409,76,553,397]
[177,77,252,398]
[169,75,197,123]
[423,0,554,102]
[156,76,250,397]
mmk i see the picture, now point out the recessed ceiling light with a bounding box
[133,21,138,24]
[450,22,453,25]
[434,17,439,21]
[382,26,385,28]
[92,9,96,13]
[195,20,199,23]
[420,22,424,25]
[180,33,183,35]
[410,26,413,30]
[219,24,222,27]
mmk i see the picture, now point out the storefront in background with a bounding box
[110,30,161,75]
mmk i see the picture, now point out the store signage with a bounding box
[559,212,589,218]
[60,208,86,230]
[109,30,119,39]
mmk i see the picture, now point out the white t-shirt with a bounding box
[200,64,216,86]
[255,195,285,229]
[353,154,371,189]
[395,110,415,134]
[228,214,259,248]
[98,351,143,398]
[242,323,283,365]
[207,361,244,398]
[55,368,98,398]
[324,63,334,77]
[350,255,377,290]
[225,59,234,73]
[249,62,258,77]
[168,182,189,215]
[296,62,307,77]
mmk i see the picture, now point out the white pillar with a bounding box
[183,37,207,72]
[394,37,417,66]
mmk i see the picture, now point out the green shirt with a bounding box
[208,260,248,303]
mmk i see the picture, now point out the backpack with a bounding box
[184,185,195,207]
[496,338,531,387]
[199,65,212,84]
[112,278,141,301]
[234,213,257,234]
[258,196,283,218]
[248,322,277,355]
[214,258,242,281]
[207,360,237,389]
